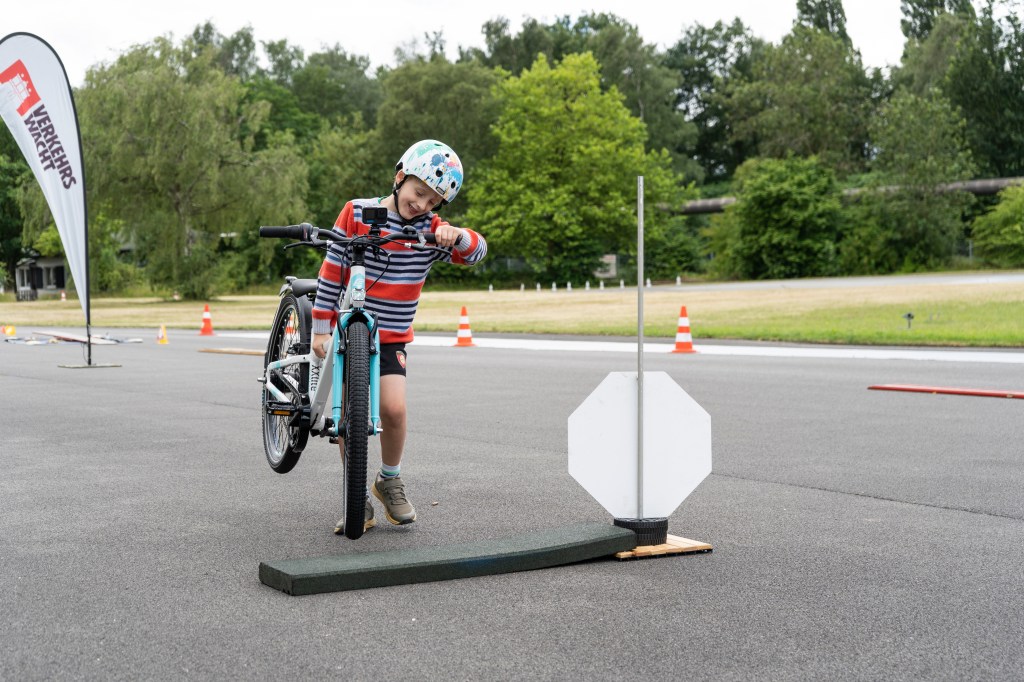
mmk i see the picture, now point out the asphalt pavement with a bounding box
[2,328,1022,680]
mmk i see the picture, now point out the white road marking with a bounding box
[212,332,270,339]
[410,335,1024,364]
[213,331,1024,364]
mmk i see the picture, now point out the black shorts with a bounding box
[379,343,407,377]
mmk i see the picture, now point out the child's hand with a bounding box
[311,332,331,359]
[434,225,466,249]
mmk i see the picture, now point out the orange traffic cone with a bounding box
[454,306,476,347]
[199,304,215,336]
[60,290,66,302]
[671,306,697,354]
[157,325,169,344]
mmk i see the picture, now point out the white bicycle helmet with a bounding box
[395,140,464,205]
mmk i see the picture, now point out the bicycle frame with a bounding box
[258,219,453,536]
[260,220,451,448]
[263,262,382,440]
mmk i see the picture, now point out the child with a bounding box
[310,139,487,535]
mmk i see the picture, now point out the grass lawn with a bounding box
[2,273,1022,347]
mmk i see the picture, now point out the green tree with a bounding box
[183,26,379,144]
[893,12,972,96]
[243,76,323,149]
[843,91,975,273]
[462,17,563,75]
[664,19,767,183]
[462,14,698,176]
[796,0,851,43]
[575,14,698,177]
[292,46,381,128]
[181,25,330,150]
[394,30,450,64]
[465,53,691,282]
[970,184,1024,267]
[0,148,27,288]
[186,23,260,81]
[944,3,1024,177]
[374,56,503,182]
[29,224,63,257]
[306,120,383,230]
[263,38,305,85]
[722,27,875,176]
[900,0,976,40]
[708,156,843,280]
[85,213,141,293]
[74,37,308,298]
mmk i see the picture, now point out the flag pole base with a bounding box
[613,517,668,545]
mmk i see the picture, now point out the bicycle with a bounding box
[258,211,457,539]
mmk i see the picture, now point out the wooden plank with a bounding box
[199,348,264,356]
[615,535,712,560]
[666,535,713,551]
[34,330,118,345]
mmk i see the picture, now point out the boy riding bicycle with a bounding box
[310,140,487,535]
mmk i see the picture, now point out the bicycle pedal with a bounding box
[265,401,295,416]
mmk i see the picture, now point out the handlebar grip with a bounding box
[259,223,313,240]
[418,232,463,247]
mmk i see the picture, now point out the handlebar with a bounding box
[258,221,461,248]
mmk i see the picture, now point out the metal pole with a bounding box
[637,176,644,519]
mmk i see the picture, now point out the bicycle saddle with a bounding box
[288,278,319,297]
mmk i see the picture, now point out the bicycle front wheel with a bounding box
[262,292,310,473]
[341,319,371,539]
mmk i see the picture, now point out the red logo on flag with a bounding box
[0,59,41,116]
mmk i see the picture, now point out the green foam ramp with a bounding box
[259,523,637,596]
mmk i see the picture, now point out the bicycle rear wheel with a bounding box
[262,292,310,473]
[341,319,371,539]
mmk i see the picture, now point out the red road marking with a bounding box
[868,384,1024,399]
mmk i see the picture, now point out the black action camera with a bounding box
[362,206,388,227]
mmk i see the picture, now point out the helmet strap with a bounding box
[391,173,416,224]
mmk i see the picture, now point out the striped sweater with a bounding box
[311,198,487,343]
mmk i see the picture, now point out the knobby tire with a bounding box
[262,292,310,473]
[342,319,371,539]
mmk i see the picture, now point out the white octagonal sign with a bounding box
[568,372,711,519]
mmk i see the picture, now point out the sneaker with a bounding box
[372,473,417,525]
[334,498,375,535]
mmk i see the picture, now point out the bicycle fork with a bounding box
[332,313,383,439]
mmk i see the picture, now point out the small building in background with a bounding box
[15,256,66,301]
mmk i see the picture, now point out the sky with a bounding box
[3,0,908,86]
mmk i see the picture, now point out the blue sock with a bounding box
[380,463,400,479]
